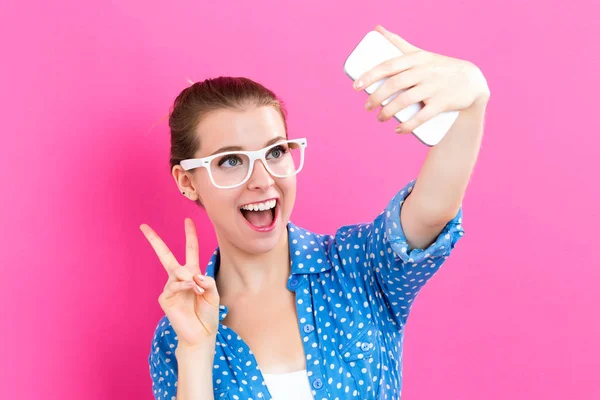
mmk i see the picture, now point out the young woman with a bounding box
[141,25,490,400]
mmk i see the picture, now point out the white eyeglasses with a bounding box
[180,138,307,189]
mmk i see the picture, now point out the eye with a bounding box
[218,155,243,168]
[267,145,287,159]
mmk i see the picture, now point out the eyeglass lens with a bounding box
[209,141,303,187]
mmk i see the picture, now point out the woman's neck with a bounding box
[215,230,291,300]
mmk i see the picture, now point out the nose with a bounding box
[246,159,274,191]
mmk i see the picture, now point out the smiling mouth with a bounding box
[239,200,278,230]
[240,206,276,223]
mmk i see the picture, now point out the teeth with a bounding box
[241,199,277,212]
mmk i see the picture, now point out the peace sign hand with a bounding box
[140,218,220,349]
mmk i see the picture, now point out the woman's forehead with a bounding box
[195,107,286,156]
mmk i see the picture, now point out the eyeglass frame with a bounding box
[179,138,308,189]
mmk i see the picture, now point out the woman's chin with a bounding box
[213,202,289,254]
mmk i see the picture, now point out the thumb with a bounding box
[374,24,420,53]
[194,274,220,311]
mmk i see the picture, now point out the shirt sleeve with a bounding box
[148,316,179,400]
[333,179,465,329]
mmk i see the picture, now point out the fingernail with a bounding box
[354,79,364,90]
[364,101,372,110]
[195,284,204,294]
[198,273,205,281]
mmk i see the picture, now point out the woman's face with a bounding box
[189,105,296,255]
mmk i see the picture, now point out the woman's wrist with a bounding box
[175,338,217,362]
[175,338,217,399]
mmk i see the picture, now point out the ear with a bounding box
[374,24,421,53]
[173,165,198,198]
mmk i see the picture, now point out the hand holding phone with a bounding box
[343,30,460,146]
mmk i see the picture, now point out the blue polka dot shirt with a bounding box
[149,179,465,399]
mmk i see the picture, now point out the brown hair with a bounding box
[168,76,289,172]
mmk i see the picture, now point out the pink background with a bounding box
[2,0,598,398]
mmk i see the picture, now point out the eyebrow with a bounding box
[209,136,287,156]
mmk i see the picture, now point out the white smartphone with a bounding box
[343,30,459,146]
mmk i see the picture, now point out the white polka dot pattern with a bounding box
[148,179,465,399]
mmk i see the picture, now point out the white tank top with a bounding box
[262,369,314,400]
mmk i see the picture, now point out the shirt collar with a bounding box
[286,221,333,275]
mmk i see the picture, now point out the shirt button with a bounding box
[361,342,371,352]
[312,378,323,389]
[303,324,315,333]
[289,278,299,289]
